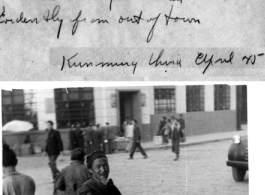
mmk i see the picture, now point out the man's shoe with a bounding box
[174,155,179,161]
[143,155,148,159]
[128,157,133,160]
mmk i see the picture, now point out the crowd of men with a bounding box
[2,115,185,195]
[68,122,115,155]
[158,114,186,161]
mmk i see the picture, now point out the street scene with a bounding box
[2,85,248,195]
[15,138,248,195]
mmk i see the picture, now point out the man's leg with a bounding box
[48,155,60,180]
[129,141,137,159]
[174,138,180,161]
[138,143,147,158]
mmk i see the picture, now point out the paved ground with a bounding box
[17,140,248,195]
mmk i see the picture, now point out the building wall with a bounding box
[34,89,57,130]
[2,85,239,144]
[94,86,154,126]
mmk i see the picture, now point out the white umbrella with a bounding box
[2,120,34,132]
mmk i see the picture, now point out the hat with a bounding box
[3,144,18,167]
[47,120,54,125]
[86,151,107,168]
[71,148,85,161]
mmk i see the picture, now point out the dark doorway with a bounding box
[236,85,248,130]
[118,91,142,134]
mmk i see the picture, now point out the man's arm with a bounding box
[55,172,66,191]
[56,131,64,152]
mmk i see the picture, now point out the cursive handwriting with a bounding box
[165,5,200,25]
[149,49,181,70]
[43,5,63,39]
[195,51,234,74]
[71,10,86,36]
[61,53,138,74]
[0,6,40,24]
[1,3,201,43]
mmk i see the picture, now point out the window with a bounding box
[214,85,230,110]
[54,88,95,128]
[1,89,38,129]
[186,85,204,112]
[154,88,176,114]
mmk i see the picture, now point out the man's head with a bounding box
[86,151,109,185]
[179,114,183,119]
[106,122,109,126]
[132,119,137,126]
[46,120,54,130]
[71,148,85,162]
[3,144,18,171]
[76,122,81,128]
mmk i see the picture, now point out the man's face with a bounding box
[89,157,109,185]
[47,123,52,130]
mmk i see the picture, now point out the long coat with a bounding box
[169,124,181,154]
[45,129,63,156]
[90,131,103,153]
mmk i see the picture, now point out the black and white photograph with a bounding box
[2,84,249,195]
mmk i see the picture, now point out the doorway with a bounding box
[118,91,142,134]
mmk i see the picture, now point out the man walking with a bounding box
[3,143,36,195]
[178,114,186,142]
[77,151,122,195]
[170,118,181,161]
[128,119,148,159]
[45,120,64,182]
[55,148,90,195]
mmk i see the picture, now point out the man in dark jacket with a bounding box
[170,118,181,161]
[77,151,122,195]
[103,122,114,154]
[90,124,103,153]
[128,119,148,159]
[84,125,93,155]
[178,114,186,142]
[55,148,90,195]
[45,120,64,181]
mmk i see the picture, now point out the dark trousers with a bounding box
[48,155,60,180]
[129,141,147,158]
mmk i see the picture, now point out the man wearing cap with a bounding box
[77,151,122,195]
[55,148,90,195]
[3,143,36,195]
[45,120,64,181]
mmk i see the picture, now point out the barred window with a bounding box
[54,88,95,128]
[2,89,38,129]
[154,88,176,114]
[214,85,230,110]
[186,85,204,112]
